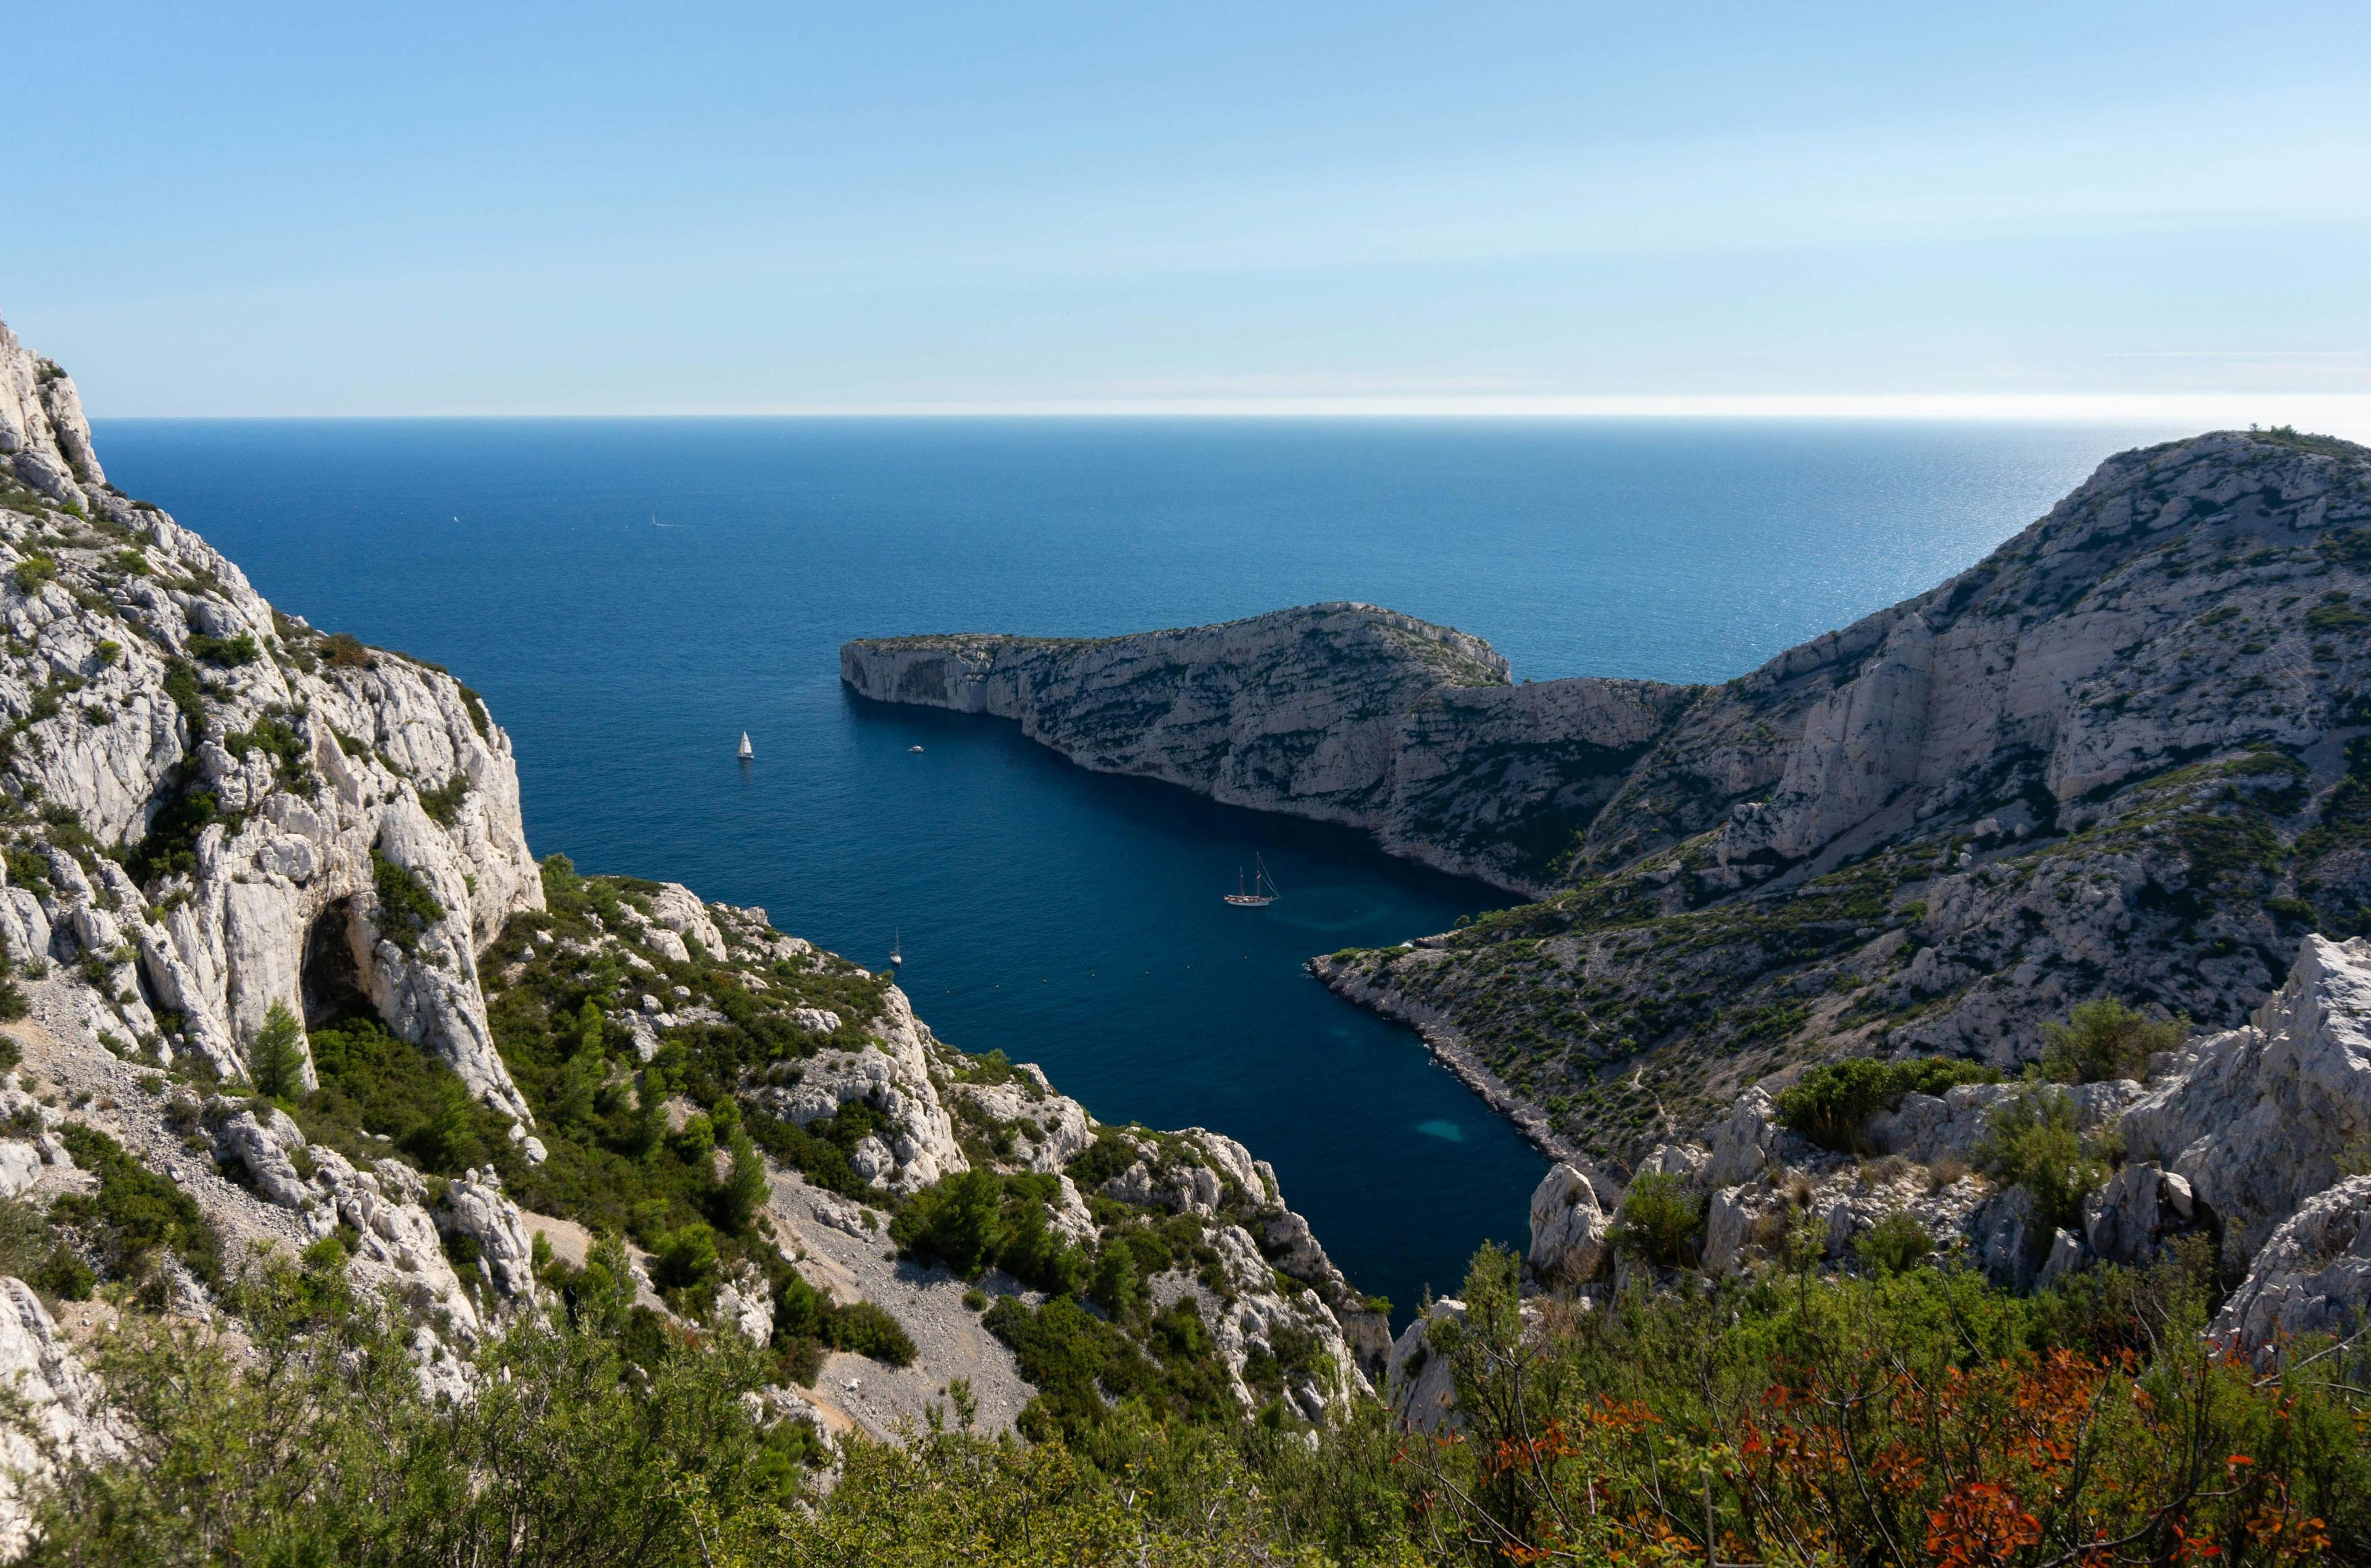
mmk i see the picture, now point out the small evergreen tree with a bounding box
[248,1001,307,1101]
[717,1125,769,1234]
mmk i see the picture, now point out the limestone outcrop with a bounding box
[1506,929,2371,1359]
[0,313,542,1114]
[2122,935,2371,1258]
[2211,1176,2371,1351]
[1079,1124,1384,1407]
[0,307,1390,1538]
[1524,1163,1611,1287]
[0,1278,118,1556]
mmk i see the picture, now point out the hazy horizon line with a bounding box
[90,392,2371,437]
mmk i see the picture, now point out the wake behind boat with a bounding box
[1224,854,1280,907]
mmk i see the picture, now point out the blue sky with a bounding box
[5,1,2369,419]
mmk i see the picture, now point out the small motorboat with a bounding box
[737,731,754,760]
[1224,854,1281,907]
[908,745,924,754]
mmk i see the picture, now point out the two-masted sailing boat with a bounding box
[1223,854,1281,907]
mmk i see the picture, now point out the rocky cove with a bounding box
[3,300,2371,1559]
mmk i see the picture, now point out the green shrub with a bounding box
[122,763,222,886]
[772,1267,918,1369]
[1607,1170,1704,1270]
[11,554,56,593]
[371,851,446,953]
[160,658,206,730]
[417,774,469,826]
[298,1014,507,1177]
[892,1169,1089,1296]
[225,716,312,795]
[1976,1088,2110,1230]
[186,632,260,667]
[51,1124,223,1288]
[2039,998,2188,1084]
[458,684,491,738]
[650,1222,720,1307]
[1855,1211,1935,1275]
[1773,1054,1999,1153]
[984,1294,1232,1443]
[826,1301,916,1366]
[0,932,26,1024]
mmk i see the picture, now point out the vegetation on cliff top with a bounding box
[22,1233,2368,1566]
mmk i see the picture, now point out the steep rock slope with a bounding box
[1486,934,2371,1360]
[1326,431,2371,1162]
[847,432,2371,1162]
[842,604,1693,890]
[0,309,1381,1533]
[0,314,542,1114]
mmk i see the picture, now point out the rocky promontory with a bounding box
[842,604,1693,890]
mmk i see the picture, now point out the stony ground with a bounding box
[766,1170,1038,1439]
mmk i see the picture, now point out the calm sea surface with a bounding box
[96,417,2171,1322]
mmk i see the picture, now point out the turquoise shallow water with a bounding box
[95,416,2168,1322]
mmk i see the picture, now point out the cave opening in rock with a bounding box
[301,898,373,1030]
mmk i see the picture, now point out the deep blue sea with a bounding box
[95,417,2172,1322]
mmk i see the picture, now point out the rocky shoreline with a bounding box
[1308,953,1586,1170]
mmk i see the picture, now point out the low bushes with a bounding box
[370,852,445,953]
[1775,1054,2000,1152]
[891,1169,1087,1295]
[1976,1086,2112,1230]
[51,1125,223,1291]
[2039,998,2188,1084]
[1606,1170,1703,1269]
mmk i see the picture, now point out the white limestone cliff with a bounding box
[0,311,542,1114]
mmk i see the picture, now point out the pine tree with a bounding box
[247,1000,307,1100]
[719,1125,768,1234]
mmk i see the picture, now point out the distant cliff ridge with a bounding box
[842,603,1694,892]
[847,430,2371,1161]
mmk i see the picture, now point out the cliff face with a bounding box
[848,431,2371,1162]
[0,315,543,1114]
[842,603,1694,890]
[0,309,1381,1520]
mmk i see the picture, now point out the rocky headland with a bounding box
[840,603,1694,891]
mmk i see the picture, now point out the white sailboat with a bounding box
[737,731,753,760]
[889,928,903,966]
[1223,854,1280,907]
